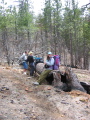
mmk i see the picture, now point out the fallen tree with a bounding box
[35,63,90,94]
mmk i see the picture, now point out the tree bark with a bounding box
[35,63,45,74]
[65,67,86,92]
[35,63,86,93]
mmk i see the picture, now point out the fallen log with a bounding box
[35,63,86,93]
[80,82,90,94]
[64,67,86,92]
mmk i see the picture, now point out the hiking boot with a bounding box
[23,72,27,75]
[27,77,31,79]
[33,82,39,85]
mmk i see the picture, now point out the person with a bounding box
[33,51,54,85]
[19,51,28,74]
[26,51,35,76]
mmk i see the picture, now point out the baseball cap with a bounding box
[48,52,52,55]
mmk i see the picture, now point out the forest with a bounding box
[0,0,90,70]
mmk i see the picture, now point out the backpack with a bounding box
[53,55,60,70]
[34,57,44,66]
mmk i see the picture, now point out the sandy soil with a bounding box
[0,65,90,120]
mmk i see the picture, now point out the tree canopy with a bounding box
[0,0,90,70]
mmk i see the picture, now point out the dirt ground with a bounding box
[0,65,90,120]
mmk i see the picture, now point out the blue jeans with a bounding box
[23,61,28,69]
[29,63,35,76]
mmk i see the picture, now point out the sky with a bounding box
[1,0,90,15]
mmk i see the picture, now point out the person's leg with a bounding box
[30,65,33,76]
[30,63,35,76]
[32,64,35,76]
[23,62,28,74]
[23,62,26,73]
[38,70,52,84]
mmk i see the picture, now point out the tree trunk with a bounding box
[35,63,86,93]
[65,67,86,92]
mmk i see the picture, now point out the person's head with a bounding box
[47,51,52,59]
[29,51,33,55]
[25,51,28,54]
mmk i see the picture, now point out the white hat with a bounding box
[29,51,33,55]
[48,52,52,55]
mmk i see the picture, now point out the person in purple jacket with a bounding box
[33,52,54,85]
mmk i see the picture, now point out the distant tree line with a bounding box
[0,0,90,70]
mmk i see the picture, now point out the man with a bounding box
[33,52,54,85]
[19,51,28,74]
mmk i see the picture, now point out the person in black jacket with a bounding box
[26,51,35,76]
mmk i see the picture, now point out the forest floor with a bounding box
[0,64,90,120]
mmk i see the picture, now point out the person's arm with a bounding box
[19,54,24,60]
[46,58,54,66]
[26,56,29,62]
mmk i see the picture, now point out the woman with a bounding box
[33,52,54,85]
[26,51,35,76]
